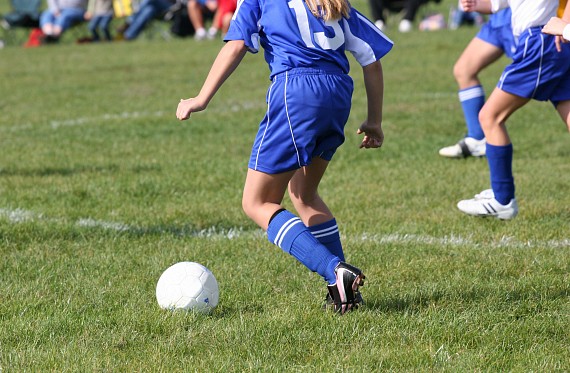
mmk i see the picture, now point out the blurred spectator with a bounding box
[40,0,88,42]
[214,0,236,37]
[369,0,435,33]
[120,0,176,40]
[85,0,114,41]
[187,0,217,40]
[448,1,484,30]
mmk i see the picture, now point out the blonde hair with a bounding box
[305,0,350,21]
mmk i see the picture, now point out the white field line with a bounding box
[1,102,266,132]
[49,111,168,129]
[1,207,569,249]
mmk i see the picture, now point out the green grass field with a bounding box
[1,2,569,371]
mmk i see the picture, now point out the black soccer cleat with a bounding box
[325,262,365,315]
[323,290,364,311]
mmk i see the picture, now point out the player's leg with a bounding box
[288,157,333,227]
[242,168,293,230]
[440,37,504,158]
[242,168,341,286]
[555,99,570,132]
[478,87,528,146]
[457,87,528,219]
[288,157,345,261]
[288,158,365,312]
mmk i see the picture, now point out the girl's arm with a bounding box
[176,40,248,121]
[357,60,384,149]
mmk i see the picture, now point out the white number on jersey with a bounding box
[288,0,345,50]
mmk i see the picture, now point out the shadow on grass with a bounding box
[363,286,570,314]
[0,164,162,177]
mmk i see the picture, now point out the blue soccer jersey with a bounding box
[225,0,394,78]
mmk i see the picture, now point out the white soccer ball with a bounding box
[156,261,219,313]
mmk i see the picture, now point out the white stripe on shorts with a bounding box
[283,71,302,168]
[254,78,277,170]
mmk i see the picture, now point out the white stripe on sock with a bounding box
[458,86,484,102]
[274,217,302,247]
[312,227,339,239]
[310,225,338,236]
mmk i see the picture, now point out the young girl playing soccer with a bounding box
[457,0,570,219]
[176,0,393,314]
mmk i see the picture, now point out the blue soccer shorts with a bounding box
[248,68,354,174]
[477,19,516,59]
[498,27,570,103]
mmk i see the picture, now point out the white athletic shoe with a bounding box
[194,28,207,41]
[439,137,486,158]
[457,190,518,220]
[398,19,413,32]
[473,189,494,200]
[375,20,385,31]
[207,27,218,40]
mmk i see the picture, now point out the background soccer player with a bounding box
[457,0,570,219]
[439,8,514,159]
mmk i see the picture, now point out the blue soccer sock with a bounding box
[459,85,486,140]
[267,210,339,284]
[308,218,345,262]
[486,143,515,205]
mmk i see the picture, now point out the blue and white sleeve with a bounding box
[490,0,509,13]
[224,0,262,53]
[343,9,394,67]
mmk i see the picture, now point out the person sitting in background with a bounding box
[369,0,432,32]
[448,0,484,29]
[121,0,176,40]
[187,0,217,40]
[40,0,88,42]
[212,0,236,38]
[85,0,114,41]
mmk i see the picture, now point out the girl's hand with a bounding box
[542,17,569,52]
[542,17,567,36]
[357,121,384,149]
[176,97,206,121]
[460,0,478,12]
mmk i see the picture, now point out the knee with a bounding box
[452,60,473,86]
[241,194,256,220]
[478,106,499,133]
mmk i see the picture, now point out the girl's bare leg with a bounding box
[453,37,504,90]
[242,168,295,230]
[479,88,529,145]
[288,157,333,227]
[556,99,570,132]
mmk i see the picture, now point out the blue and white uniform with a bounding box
[477,8,515,58]
[225,0,393,174]
[491,0,570,103]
